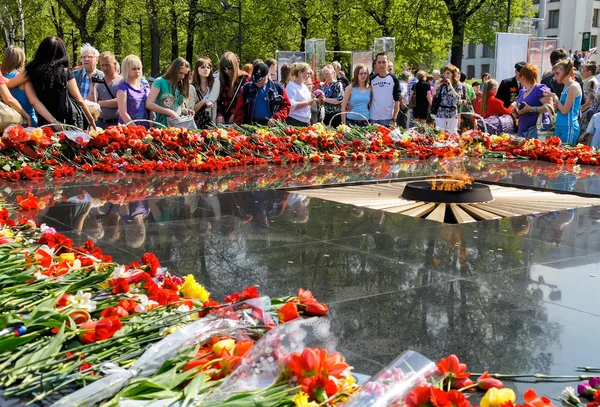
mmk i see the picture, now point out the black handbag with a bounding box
[57,69,89,129]
[57,84,89,129]
[430,85,445,116]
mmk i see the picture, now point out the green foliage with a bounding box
[0,0,532,73]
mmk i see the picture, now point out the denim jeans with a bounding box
[371,119,392,126]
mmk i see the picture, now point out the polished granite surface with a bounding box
[4,157,600,399]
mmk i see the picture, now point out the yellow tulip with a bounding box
[481,388,516,407]
[213,339,236,356]
[59,253,75,264]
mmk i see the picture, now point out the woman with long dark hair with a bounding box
[23,36,95,129]
[216,51,248,124]
[189,57,220,128]
[146,57,192,126]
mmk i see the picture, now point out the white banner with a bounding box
[495,33,530,81]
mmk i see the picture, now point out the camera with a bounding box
[91,74,105,84]
[518,102,526,111]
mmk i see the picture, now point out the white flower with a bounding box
[562,386,581,404]
[176,304,192,313]
[68,290,97,312]
[111,265,130,279]
[134,294,158,313]
[68,259,82,273]
[33,271,49,280]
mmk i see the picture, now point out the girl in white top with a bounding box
[187,57,221,127]
[285,62,315,126]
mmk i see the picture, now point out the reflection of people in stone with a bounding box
[120,200,150,248]
[285,194,311,223]
[532,210,575,245]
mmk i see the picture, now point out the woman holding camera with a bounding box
[515,63,552,139]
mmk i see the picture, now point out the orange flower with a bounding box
[524,389,555,407]
[278,301,300,323]
[437,355,471,386]
[406,385,452,407]
[287,348,321,378]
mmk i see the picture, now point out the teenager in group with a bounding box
[88,51,122,129]
[545,59,582,144]
[189,56,220,128]
[216,51,249,124]
[515,63,552,138]
[146,57,192,126]
[23,36,95,129]
[320,65,344,127]
[369,52,401,127]
[1,45,36,126]
[474,79,513,118]
[285,62,314,126]
[341,63,370,126]
[433,64,464,133]
[116,55,150,127]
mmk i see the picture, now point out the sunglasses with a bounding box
[223,66,234,71]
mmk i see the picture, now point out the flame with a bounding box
[429,159,473,191]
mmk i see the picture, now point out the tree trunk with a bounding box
[0,5,16,48]
[170,0,179,61]
[113,0,125,57]
[185,0,198,63]
[147,0,161,76]
[331,0,341,52]
[449,13,466,69]
[56,0,107,45]
[50,5,64,38]
[17,0,25,52]
[299,15,309,51]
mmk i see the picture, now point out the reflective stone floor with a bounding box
[4,157,600,399]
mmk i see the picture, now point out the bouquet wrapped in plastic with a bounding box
[199,317,358,406]
[342,350,442,407]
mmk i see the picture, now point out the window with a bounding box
[548,0,560,2]
[533,0,539,3]
[481,64,490,75]
[467,65,475,79]
[594,9,599,27]
[593,35,598,49]
[467,44,476,59]
[482,44,492,58]
[548,10,560,28]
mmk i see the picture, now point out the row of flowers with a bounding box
[0,124,599,182]
[1,196,599,406]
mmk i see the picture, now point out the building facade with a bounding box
[461,0,600,80]
[535,0,600,62]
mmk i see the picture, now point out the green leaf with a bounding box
[0,331,38,353]
[14,322,66,371]
[182,372,206,407]
[0,313,23,329]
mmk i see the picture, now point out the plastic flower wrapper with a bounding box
[51,297,272,407]
[200,317,341,404]
[342,350,441,407]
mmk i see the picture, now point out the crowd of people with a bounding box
[1,36,600,147]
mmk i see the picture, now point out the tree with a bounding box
[440,0,488,69]
[55,0,108,45]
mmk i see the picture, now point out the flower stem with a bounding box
[470,373,596,381]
